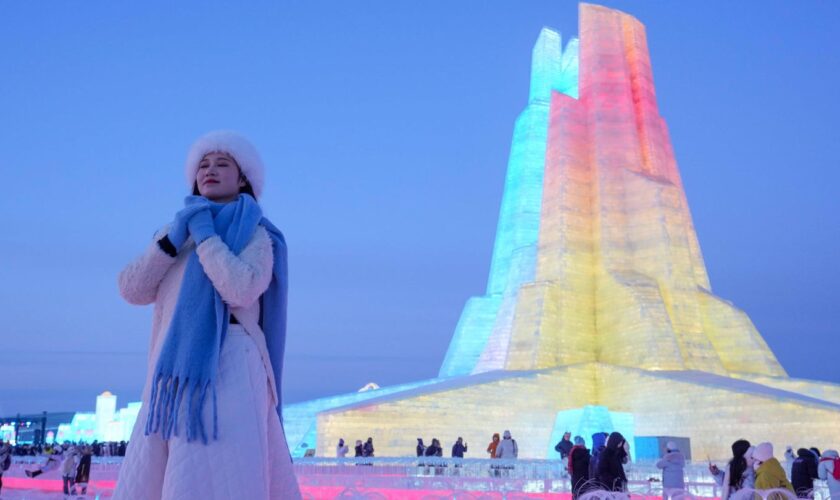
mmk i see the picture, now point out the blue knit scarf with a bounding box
[144,194,289,444]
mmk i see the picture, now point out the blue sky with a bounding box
[1,1,838,414]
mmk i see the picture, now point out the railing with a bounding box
[8,456,834,499]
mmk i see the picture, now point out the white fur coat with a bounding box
[118,227,277,406]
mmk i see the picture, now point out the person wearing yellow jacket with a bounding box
[753,442,795,500]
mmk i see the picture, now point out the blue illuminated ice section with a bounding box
[439,29,579,377]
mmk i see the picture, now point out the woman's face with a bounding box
[196,152,245,202]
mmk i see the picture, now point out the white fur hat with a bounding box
[185,130,265,198]
[753,442,774,462]
[666,441,678,451]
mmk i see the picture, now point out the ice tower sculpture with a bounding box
[284,3,840,459]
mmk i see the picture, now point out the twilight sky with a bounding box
[1,1,838,415]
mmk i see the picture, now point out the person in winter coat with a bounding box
[818,450,840,500]
[555,432,574,459]
[0,439,10,496]
[354,440,364,457]
[710,440,756,500]
[495,430,518,477]
[452,437,468,458]
[487,433,501,459]
[363,438,375,458]
[417,438,426,457]
[113,131,300,500]
[424,439,443,457]
[656,441,686,499]
[568,436,591,499]
[596,431,629,492]
[784,446,796,479]
[791,448,819,498]
[336,439,349,458]
[75,446,93,495]
[424,439,444,475]
[61,447,80,496]
[589,432,609,482]
[495,430,519,459]
[753,442,794,500]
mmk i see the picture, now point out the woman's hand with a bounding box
[168,202,208,250]
[188,208,216,245]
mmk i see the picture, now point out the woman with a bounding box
[75,446,92,496]
[710,440,755,500]
[425,438,444,475]
[753,442,794,500]
[596,432,629,492]
[424,439,442,457]
[114,131,300,499]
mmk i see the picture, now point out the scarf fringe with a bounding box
[144,374,217,444]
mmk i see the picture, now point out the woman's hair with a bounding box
[729,439,751,488]
[605,431,625,450]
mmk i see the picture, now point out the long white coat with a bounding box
[113,228,300,500]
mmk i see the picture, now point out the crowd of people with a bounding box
[330,430,839,500]
[553,431,632,498]
[0,439,101,497]
[2,440,127,457]
[3,430,839,499]
[552,430,840,500]
[335,437,376,463]
[414,437,468,459]
[0,439,133,498]
[707,442,839,500]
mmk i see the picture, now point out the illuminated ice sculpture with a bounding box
[284,3,840,459]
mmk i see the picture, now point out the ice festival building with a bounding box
[283,3,840,460]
